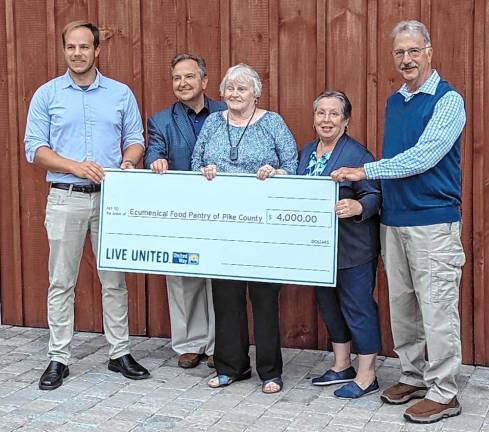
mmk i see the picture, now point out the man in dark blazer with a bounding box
[144,53,225,368]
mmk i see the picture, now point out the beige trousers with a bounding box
[166,276,215,355]
[381,222,465,403]
[44,187,130,365]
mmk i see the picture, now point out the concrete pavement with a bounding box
[0,324,488,431]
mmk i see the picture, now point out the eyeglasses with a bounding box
[314,110,341,120]
[392,46,431,59]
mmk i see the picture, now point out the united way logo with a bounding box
[188,253,199,264]
[172,252,199,265]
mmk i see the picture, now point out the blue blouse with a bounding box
[303,146,332,176]
[191,111,297,174]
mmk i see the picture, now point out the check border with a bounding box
[98,169,338,287]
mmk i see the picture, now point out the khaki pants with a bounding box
[45,187,130,365]
[166,276,215,356]
[381,222,465,403]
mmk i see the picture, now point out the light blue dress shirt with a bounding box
[24,70,144,185]
[364,70,466,179]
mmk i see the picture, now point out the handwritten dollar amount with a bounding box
[266,210,331,228]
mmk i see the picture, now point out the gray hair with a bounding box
[171,53,207,78]
[219,64,262,98]
[391,20,431,45]
[313,90,352,120]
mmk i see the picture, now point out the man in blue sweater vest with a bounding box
[332,20,466,424]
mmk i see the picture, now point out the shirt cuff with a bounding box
[364,161,381,179]
[25,143,49,163]
[123,140,145,150]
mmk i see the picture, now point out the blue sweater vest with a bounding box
[381,80,462,227]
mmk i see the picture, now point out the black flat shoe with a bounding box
[108,354,150,380]
[39,361,69,390]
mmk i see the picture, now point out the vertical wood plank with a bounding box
[268,0,279,111]
[365,0,378,157]
[430,0,474,364]
[483,0,489,365]
[141,0,179,337]
[176,0,188,53]
[364,2,392,356]
[419,0,431,24]
[186,0,222,99]
[316,0,326,94]
[229,0,271,105]
[278,0,317,145]
[1,0,24,325]
[141,0,177,119]
[473,0,488,365]
[128,0,146,335]
[326,0,368,144]
[14,0,53,327]
[96,0,146,335]
[277,0,318,349]
[219,0,231,77]
[316,0,328,350]
[46,0,56,78]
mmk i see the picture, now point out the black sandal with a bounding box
[208,368,252,388]
[262,376,283,393]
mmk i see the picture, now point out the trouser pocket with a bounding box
[429,252,465,303]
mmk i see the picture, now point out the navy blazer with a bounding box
[144,96,226,171]
[298,134,381,269]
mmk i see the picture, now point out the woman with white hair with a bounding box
[192,63,297,393]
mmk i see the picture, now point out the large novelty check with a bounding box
[97,170,338,286]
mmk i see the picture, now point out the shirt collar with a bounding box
[182,96,209,115]
[398,70,440,100]
[61,69,107,90]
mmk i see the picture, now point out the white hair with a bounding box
[391,20,431,45]
[219,64,262,98]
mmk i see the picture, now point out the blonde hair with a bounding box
[62,20,100,48]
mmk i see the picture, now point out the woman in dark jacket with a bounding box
[298,90,381,399]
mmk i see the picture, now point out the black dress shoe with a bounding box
[108,354,150,380]
[39,361,69,390]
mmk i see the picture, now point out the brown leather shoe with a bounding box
[207,355,215,368]
[381,382,428,404]
[404,397,461,423]
[178,353,202,368]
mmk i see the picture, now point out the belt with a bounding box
[51,182,101,193]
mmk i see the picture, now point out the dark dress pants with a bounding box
[212,279,283,380]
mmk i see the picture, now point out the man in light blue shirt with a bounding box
[24,20,149,390]
[332,21,465,423]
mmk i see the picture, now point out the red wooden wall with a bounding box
[1,0,488,365]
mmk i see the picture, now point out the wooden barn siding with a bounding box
[1,0,488,365]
